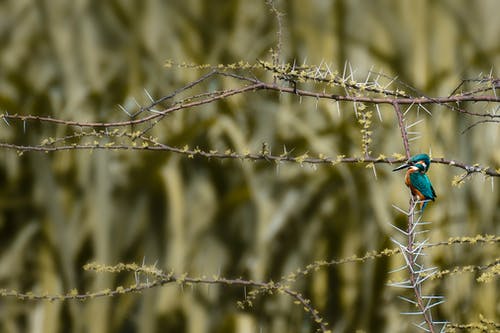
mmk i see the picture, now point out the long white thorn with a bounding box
[404,102,416,116]
[144,88,155,103]
[325,62,333,78]
[384,75,398,89]
[418,103,432,116]
[375,104,383,121]
[348,61,356,81]
[365,65,374,85]
[406,119,424,129]
[387,280,414,289]
[342,60,348,80]
[118,104,132,116]
[414,321,432,331]
[408,136,422,142]
[400,310,424,316]
[2,114,10,126]
[389,264,409,274]
[372,164,377,179]
[148,109,164,115]
[392,204,410,216]
[388,223,409,236]
[398,295,418,305]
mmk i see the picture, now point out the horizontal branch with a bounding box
[2,234,496,302]
[2,141,499,178]
[0,82,264,128]
[283,234,499,282]
[0,71,498,131]
[1,234,496,331]
[1,262,330,332]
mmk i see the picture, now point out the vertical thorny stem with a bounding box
[393,101,411,159]
[393,101,437,332]
[408,200,436,333]
[266,0,284,84]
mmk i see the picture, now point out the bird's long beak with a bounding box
[392,163,410,172]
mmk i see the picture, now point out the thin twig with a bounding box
[460,119,499,134]
[393,101,411,159]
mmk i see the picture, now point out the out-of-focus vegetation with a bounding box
[0,1,498,332]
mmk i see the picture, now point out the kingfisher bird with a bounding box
[392,153,437,211]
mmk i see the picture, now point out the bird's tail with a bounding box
[420,199,431,212]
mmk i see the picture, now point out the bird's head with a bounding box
[392,153,431,172]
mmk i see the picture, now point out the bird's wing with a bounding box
[430,182,437,198]
[409,172,436,200]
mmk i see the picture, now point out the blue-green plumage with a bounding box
[393,153,437,211]
[408,171,436,209]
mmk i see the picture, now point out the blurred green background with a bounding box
[0,0,498,332]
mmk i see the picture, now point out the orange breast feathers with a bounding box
[405,167,426,201]
[404,166,418,186]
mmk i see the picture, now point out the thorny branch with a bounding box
[393,88,439,331]
[1,141,498,178]
[2,234,498,332]
[1,263,330,332]
[406,201,437,333]
[0,58,498,332]
[0,65,498,180]
[265,0,285,77]
[1,67,499,129]
[1,77,498,127]
[393,101,411,159]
